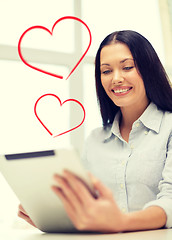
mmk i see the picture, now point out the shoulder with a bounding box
[86,125,112,143]
[163,110,172,121]
[161,110,172,132]
[82,126,112,165]
[141,103,172,134]
[157,109,172,146]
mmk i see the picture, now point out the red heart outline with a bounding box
[34,93,86,137]
[18,16,92,80]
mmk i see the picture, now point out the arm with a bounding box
[140,132,172,229]
[52,171,167,233]
[123,206,166,231]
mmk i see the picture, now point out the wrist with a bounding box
[112,213,129,233]
[114,211,141,232]
[121,213,132,232]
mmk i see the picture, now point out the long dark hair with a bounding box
[95,30,172,127]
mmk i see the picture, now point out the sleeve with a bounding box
[143,133,172,228]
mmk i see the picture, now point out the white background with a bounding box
[0,0,165,228]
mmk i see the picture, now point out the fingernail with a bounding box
[53,174,60,181]
[63,169,68,174]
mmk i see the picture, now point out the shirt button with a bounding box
[135,122,140,127]
[144,131,148,135]
[130,144,134,149]
[121,161,125,166]
[115,137,118,141]
[120,184,124,189]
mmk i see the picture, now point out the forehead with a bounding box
[100,43,133,64]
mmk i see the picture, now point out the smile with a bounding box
[112,87,132,96]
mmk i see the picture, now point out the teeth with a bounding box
[113,88,131,93]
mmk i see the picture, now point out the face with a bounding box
[100,43,149,110]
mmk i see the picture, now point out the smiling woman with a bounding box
[0,0,171,232]
[18,30,172,233]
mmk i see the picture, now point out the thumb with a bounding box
[88,172,113,199]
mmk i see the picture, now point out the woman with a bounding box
[18,30,172,233]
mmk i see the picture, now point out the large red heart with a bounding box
[34,94,86,137]
[18,16,92,80]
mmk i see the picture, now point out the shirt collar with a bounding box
[139,102,164,133]
[104,102,164,142]
[104,111,122,142]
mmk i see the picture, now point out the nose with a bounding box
[112,70,124,85]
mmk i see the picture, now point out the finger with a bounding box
[88,172,113,199]
[51,174,81,213]
[51,185,74,211]
[18,210,36,227]
[51,185,78,221]
[19,204,29,217]
[18,204,27,215]
[62,170,94,206]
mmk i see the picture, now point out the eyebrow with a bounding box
[120,58,134,63]
[100,58,134,66]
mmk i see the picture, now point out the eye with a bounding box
[123,66,134,71]
[101,70,112,75]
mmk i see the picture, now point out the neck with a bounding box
[120,100,150,129]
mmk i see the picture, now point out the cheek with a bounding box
[135,80,147,99]
[138,78,146,92]
[101,80,111,98]
[101,78,107,90]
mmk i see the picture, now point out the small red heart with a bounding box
[18,16,92,80]
[34,94,86,137]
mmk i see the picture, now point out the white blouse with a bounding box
[82,102,172,228]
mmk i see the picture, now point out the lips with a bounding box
[112,87,132,96]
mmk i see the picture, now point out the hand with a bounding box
[52,171,127,233]
[18,204,36,228]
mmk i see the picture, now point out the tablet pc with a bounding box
[0,148,95,233]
